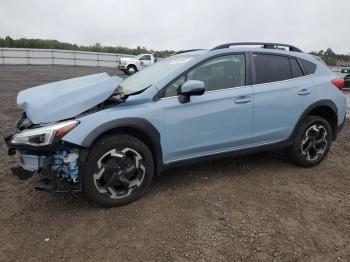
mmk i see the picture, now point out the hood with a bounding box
[17,73,123,124]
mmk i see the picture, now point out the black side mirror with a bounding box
[178,80,205,104]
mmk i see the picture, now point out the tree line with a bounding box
[0,36,175,58]
[310,48,350,67]
[1,36,349,65]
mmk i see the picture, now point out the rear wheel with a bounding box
[83,134,154,207]
[288,116,332,167]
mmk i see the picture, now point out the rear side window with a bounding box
[300,59,317,75]
[253,54,291,84]
[290,58,304,78]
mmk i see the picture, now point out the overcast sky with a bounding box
[0,0,349,53]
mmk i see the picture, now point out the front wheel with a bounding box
[83,134,154,207]
[288,116,332,167]
[125,65,137,75]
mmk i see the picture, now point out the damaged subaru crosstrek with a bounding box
[5,42,347,207]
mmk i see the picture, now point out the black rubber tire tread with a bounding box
[83,134,154,207]
[126,65,137,75]
[288,115,332,167]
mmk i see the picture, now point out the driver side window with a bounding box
[164,54,245,97]
[164,76,185,97]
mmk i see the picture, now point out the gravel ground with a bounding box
[0,65,349,262]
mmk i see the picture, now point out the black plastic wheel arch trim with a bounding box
[289,99,339,140]
[80,117,163,176]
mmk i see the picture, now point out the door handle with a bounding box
[234,96,252,104]
[298,88,311,95]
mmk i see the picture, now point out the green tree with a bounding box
[0,36,176,58]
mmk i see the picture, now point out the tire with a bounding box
[125,65,137,75]
[288,115,332,167]
[83,134,154,207]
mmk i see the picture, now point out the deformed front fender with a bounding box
[82,117,161,148]
[62,116,164,174]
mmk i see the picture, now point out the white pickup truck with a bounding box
[118,54,156,75]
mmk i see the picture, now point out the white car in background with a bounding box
[118,54,157,75]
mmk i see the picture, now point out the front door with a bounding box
[158,54,254,163]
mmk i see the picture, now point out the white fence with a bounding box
[0,48,134,68]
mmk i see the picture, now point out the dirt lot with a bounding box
[0,65,349,262]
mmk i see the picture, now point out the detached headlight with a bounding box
[11,120,79,146]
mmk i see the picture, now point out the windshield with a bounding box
[119,55,194,94]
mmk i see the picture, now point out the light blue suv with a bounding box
[5,42,347,206]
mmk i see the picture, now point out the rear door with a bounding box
[251,53,315,145]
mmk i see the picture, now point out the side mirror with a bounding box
[178,80,205,104]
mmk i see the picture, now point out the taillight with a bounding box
[331,79,344,90]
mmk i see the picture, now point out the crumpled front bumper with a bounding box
[4,134,82,192]
[5,132,53,172]
[10,153,49,180]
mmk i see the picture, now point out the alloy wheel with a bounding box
[301,124,328,161]
[93,148,145,199]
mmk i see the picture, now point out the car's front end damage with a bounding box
[4,73,124,192]
[5,113,85,191]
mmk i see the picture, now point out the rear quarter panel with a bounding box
[312,71,347,126]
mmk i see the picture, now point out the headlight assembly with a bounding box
[11,120,79,147]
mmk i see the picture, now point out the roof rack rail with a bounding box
[210,42,303,52]
[172,49,205,55]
